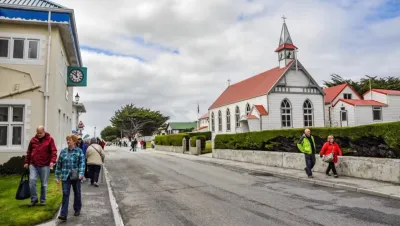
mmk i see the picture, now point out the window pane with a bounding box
[0,126,7,145]
[12,126,22,145]
[373,110,381,120]
[0,39,9,57]
[28,40,38,59]
[12,107,23,122]
[13,39,24,59]
[0,107,8,122]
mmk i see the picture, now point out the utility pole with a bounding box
[94,126,96,138]
[365,75,376,100]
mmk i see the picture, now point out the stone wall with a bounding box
[155,145,184,154]
[213,149,400,184]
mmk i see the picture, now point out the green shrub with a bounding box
[188,131,212,140]
[0,156,25,175]
[190,135,206,149]
[155,133,189,146]
[214,122,400,158]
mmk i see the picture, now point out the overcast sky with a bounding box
[55,0,400,137]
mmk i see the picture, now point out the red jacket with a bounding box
[24,132,57,167]
[320,142,343,163]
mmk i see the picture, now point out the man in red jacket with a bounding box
[24,126,57,207]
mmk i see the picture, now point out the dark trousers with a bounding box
[88,165,101,184]
[326,162,337,175]
[61,178,81,216]
[304,154,316,176]
[84,160,88,178]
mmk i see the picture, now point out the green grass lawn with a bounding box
[0,174,62,226]
[202,140,212,154]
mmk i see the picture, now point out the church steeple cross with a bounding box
[282,15,287,23]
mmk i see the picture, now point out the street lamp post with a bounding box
[75,93,80,104]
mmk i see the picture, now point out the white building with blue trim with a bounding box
[0,0,86,163]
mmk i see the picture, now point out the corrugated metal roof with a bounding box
[0,0,67,9]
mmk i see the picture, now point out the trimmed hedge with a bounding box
[155,133,189,146]
[190,135,206,150]
[214,122,400,158]
[188,131,212,140]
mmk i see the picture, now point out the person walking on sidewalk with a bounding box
[86,138,105,187]
[297,128,317,178]
[320,135,343,178]
[77,137,88,181]
[55,135,86,221]
[24,126,57,207]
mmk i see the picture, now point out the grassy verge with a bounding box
[0,174,62,226]
[202,140,212,154]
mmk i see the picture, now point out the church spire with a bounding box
[275,16,297,68]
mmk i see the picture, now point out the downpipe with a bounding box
[44,11,52,129]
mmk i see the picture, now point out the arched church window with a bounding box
[226,108,231,131]
[281,99,292,128]
[303,99,313,127]
[246,103,251,115]
[218,110,222,132]
[211,112,215,132]
[235,106,240,128]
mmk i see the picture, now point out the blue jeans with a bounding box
[29,165,50,203]
[60,177,82,217]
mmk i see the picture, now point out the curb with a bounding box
[153,149,400,201]
[103,165,125,226]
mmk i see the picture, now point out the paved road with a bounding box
[105,148,400,226]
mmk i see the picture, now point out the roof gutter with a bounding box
[0,4,82,67]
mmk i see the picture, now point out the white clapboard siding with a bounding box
[209,95,267,134]
[385,95,400,122]
[283,70,310,86]
[363,91,388,104]
[266,93,324,130]
[332,86,361,105]
[331,101,355,127]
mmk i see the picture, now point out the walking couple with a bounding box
[297,129,343,178]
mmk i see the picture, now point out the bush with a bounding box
[0,156,25,175]
[214,122,400,158]
[190,136,206,149]
[188,131,212,140]
[155,133,189,146]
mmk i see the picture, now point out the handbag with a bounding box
[322,146,335,163]
[15,170,31,200]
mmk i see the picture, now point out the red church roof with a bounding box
[323,83,362,104]
[370,89,400,96]
[209,61,293,110]
[199,113,209,119]
[254,105,268,115]
[275,43,297,52]
[335,99,387,107]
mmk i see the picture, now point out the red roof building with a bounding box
[208,18,325,134]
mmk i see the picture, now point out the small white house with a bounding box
[208,19,325,135]
[196,113,209,132]
[324,84,400,127]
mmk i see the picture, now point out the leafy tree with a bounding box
[100,126,119,142]
[110,104,169,138]
[323,74,400,96]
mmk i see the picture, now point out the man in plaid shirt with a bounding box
[55,135,85,221]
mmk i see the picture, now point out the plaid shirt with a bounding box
[55,147,85,181]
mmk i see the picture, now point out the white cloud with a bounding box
[54,0,400,137]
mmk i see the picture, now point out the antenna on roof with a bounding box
[227,79,231,86]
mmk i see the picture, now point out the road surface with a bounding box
[105,148,400,226]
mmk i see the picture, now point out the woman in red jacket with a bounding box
[320,135,343,178]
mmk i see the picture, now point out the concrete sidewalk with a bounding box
[151,149,400,201]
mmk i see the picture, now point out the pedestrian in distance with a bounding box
[320,135,343,178]
[55,135,85,221]
[86,138,105,187]
[297,128,317,178]
[76,136,89,182]
[24,126,57,207]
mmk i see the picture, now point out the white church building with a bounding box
[208,19,325,134]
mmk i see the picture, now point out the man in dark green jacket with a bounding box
[297,128,317,178]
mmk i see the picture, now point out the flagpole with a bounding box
[197,101,199,130]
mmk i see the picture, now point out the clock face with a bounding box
[69,69,84,83]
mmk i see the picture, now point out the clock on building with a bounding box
[69,69,84,83]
